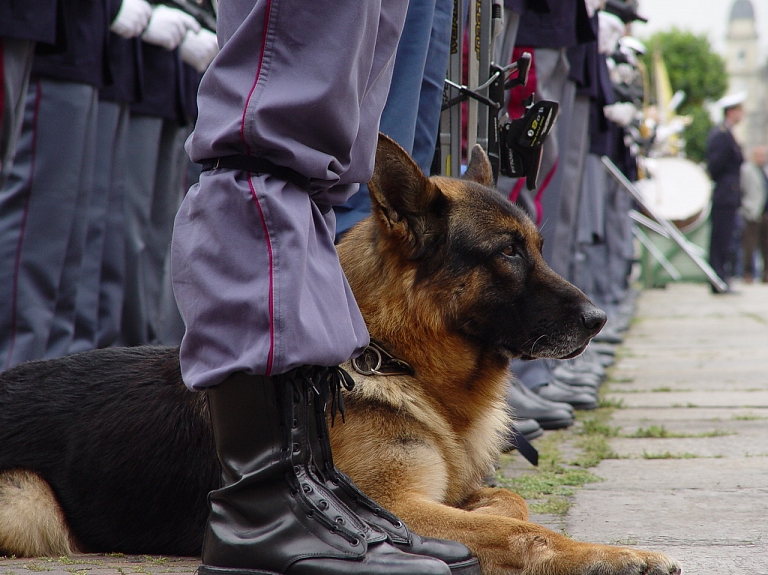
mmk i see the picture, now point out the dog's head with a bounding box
[338,134,605,363]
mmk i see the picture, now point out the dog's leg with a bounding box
[383,493,680,575]
[459,487,529,521]
[0,470,80,557]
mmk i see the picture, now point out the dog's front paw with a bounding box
[584,548,681,575]
[638,551,681,575]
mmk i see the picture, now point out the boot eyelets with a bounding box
[350,538,360,546]
[393,521,403,528]
[302,484,312,493]
[293,443,301,453]
[292,418,299,427]
[335,517,345,525]
[318,500,329,510]
[294,465,302,474]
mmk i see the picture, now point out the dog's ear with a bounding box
[462,144,493,186]
[368,133,447,258]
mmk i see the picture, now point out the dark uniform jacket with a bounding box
[706,123,744,208]
[100,34,143,105]
[129,43,201,126]
[0,0,59,44]
[515,0,595,48]
[31,0,115,88]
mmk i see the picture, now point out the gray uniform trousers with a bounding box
[571,153,608,304]
[69,100,131,353]
[171,0,408,390]
[602,174,634,313]
[157,159,200,347]
[544,89,590,280]
[45,87,99,358]
[0,37,35,190]
[0,78,98,369]
[573,167,633,318]
[120,116,187,346]
[506,49,573,391]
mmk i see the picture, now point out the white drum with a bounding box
[635,157,712,232]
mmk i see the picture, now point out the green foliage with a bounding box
[495,430,604,517]
[640,451,700,459]
[733,413,767,420]
[641,28,728,110]
[573,410,621,467]
[640,28,727,162]
[499,467,602,500]
[495,465,602,517]
[572,434,619,467]
[683,105,714,163]
[626,425,731,438]
[578,414,621,438]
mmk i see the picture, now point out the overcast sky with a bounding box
[632,0,768,60]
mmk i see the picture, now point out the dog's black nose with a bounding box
[581,305,607,335]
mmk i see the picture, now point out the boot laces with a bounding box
[306,366,355,425]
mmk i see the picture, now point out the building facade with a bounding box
[725,0,767,148]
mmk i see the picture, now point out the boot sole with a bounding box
[199,565,279,575]
[537,418,574,430]
[523,427,544,441]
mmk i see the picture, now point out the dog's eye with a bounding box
[501,245,523,260]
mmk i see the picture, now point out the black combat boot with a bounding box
[304,367,481,575]
[201,370,451,575]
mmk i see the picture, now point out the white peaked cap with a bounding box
[718,91,747,110]
[619,36,646,55]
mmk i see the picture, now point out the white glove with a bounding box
[180,28,218,72]
[598,11,624,55]
[111,0,153,39]
[584,0,605,18]
[603,102,638,127]
[142,5,201,50]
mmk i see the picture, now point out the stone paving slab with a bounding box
[604,406,768,423]
[565,460,768,574]
[563,282,768,575]
[606,390,768,408]
[0,555,199,575]
[610,375,768,392]
[607,413,768,457]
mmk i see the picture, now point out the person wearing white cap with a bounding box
[717,91,747,112]
[705,92,746,293]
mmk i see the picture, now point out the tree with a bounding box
[640,28,728,162]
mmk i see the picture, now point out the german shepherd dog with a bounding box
[0,135,680,575]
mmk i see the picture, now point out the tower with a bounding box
[724,0,765,147]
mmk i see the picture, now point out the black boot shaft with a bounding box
[202,370,452,575]
[204,372,368,569]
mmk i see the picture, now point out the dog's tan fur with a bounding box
[0,470,78,557]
